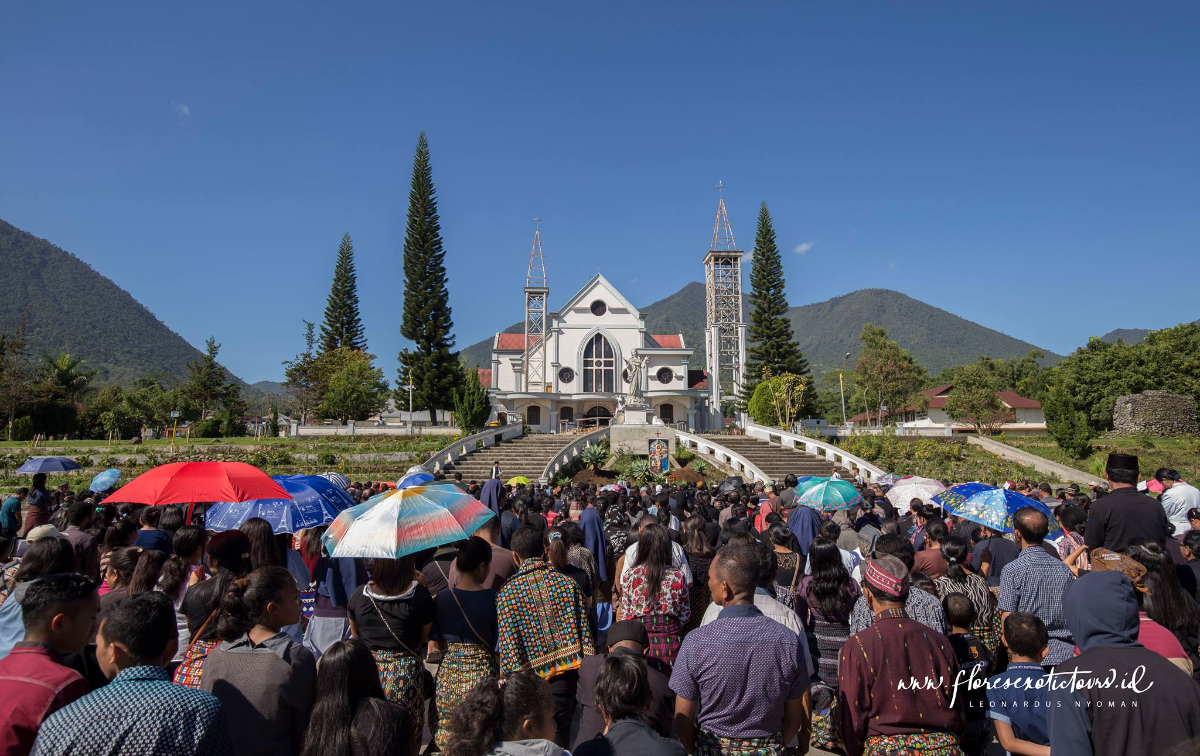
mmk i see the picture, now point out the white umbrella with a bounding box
[886,478,947,514]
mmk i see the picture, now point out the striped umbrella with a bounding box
[318,472,351,489]
[796,479,864,512]
[322,482,495,559]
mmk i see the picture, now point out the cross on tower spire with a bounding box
[526,218,547,288]
[710,181,737,251]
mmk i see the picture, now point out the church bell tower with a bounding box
[523,219,548,393]
[703,183,747,428]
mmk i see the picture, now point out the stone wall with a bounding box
[1112,391,1199,437]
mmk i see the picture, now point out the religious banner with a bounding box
[648,438,669,474]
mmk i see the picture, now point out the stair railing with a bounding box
[422,422,525,477]
[676,430,771,484]
[743,422,888,483]
[541,426,611,485]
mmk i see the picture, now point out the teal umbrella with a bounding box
[796,479,864,512]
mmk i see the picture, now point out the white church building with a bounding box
[481,272,711,432]
[480,194,747,434]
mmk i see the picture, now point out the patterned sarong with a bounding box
[695,730,784,756]
[863,731,964,756]
[172,639,219,688]
[372,649,426,747]
[810,682,840,752]
[433,643,498,749]
[642,614,683,668]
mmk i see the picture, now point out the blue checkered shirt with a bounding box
[998,546,1076,665]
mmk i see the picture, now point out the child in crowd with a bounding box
[944,594,993,756]
[201,566,316,756]
[444,671,568,756]
[986,612,1051,756]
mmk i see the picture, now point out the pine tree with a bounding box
[740,202,811,410]
[453,364,492,435]
[183,337,229,419]
[319,232,368,354]
[397,132,460,424]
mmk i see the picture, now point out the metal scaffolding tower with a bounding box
[523,218,549,393]
[703,183,747,425]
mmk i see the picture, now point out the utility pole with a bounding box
[403,383,414,435]
[839,352,850,426]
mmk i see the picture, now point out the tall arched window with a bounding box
[582,334,615,393]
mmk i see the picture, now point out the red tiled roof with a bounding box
[848,385,1042,421]
[494,333,528,350]
[688,369,709,389]
[997,391,1041,409]
[649,334,683,349]
[476,368,492,386]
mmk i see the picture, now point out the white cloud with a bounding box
[793,241,817,255]
[174,102,191,117]
[629,277,638,284]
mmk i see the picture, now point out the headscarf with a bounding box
[480,478,503,518]
[1066,571,1141,652]
[831,510,861,554]
[579,506,608,582]
[787,505,821,555]
[604,507,630,555]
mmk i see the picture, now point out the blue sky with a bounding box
[3,3,1198,383]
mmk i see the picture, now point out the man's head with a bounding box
[605,619,649,654]
[942,593,975,631]
[477,515,501,545]
[510,527,544,563]
[96,592,178,678]
[1037,482,1053,497]
[1013,507,1049,548]
[13,487,28,501]
[1002,611,1049,663]
[863,555,909,611]
[21,573,100,655]
[1104,453,1140,488]
[708,543,758,607]
[66,501,95,529]
[871,533,916,570]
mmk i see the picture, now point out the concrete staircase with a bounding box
[700,435,849,483]
[442,434,568,482]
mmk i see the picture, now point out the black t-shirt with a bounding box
[347,583,435,652]
[556,565,592,599]
[420,548,458,597]
[432,587,498,648]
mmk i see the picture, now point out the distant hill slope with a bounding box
[0,218,250,389]
[459,283,1058,377]
[1099,320,1200,344]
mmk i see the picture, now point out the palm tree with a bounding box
[40,353,96,403]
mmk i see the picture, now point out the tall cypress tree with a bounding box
[319,232,368,354]
[741,202,811,409]
[397,132,460,424]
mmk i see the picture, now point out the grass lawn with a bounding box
[838,434,1049,483]
[998,435,1200,483]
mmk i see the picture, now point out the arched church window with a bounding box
[582,334,615,393]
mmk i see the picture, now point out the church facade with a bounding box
[481,273,711,433]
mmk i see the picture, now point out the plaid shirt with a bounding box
[998,546,1076,665]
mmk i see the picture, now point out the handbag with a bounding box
[173,609,218,688]
[300,580,317,621]
[368,593,436,699]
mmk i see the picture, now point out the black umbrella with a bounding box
[717,476,745,495]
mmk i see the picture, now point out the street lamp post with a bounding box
[403,383,414,435]
[839,352,851,426]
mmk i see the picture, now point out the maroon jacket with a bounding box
[0,644,89,755]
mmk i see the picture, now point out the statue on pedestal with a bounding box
[624,350,649,409]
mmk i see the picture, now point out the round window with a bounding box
[558,367,575,384]
[656,367,674,383]
[590,300,607,317]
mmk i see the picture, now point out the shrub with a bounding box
[316,450,338,467]
[581,444,609,471]
[11,416,34,441]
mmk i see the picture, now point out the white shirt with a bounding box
[830,472,843,481]
[804,546,863,582]
[700,592,804,637]
[1163,481,1200,534]
[620,541,693,585]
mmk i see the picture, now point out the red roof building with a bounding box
[847,384,1046,436]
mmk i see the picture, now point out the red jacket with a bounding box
[0,644,89,756]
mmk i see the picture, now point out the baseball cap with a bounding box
[26,524,67,542]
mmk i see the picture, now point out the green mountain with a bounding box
[1099,320,1200,344]
[459,283,1058,377]
[0,218,252,390]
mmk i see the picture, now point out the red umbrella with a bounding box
[106,461,292,507]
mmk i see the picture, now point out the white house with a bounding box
[483,273,710,432]
[849,384,1048,435]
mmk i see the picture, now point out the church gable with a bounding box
[554,273,641,328]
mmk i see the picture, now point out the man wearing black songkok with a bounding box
[1084,453,1169,551]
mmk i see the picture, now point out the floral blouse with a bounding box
[618,565,690,622]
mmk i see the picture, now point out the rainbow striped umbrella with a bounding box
[322,482,495,559]
[796,479,864,512]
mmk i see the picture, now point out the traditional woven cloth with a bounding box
[372,649,425,746]
[863,731,964,755]
[642,614,684,668]
[810,614,852,687]
[496,558,594,678]
[810,683,840,752]
[172,639,219,688]
[433,643,498,749]
[695,729,784,756]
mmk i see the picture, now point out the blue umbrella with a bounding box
[205,474,354,534]
[933,483,1064,538]
[397,471,434,489]
[17,457,81,474]
[89,468,121,492]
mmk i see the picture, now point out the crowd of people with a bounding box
[1,453,1200,756]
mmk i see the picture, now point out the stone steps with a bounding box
[699,435,849,482]
[443,435,568,482]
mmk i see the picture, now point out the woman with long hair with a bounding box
[160,524,207,663]
[242,517,311,640]
[934,535,998,655]
[681,514,715,634]
[0,537,76,657]
[301,639,414,756]
[1126,541,1200,678]
[100,546,168,612]
[97,517,139,594]
[545,525,593,603]
[444,672,565,756]
[178,529,253,687]
[202,565,316,756]
[1055,504,1090,571]
[432,537,499,749]
[767,522,804,590]
[795,536,861,752]
[617,522,689,666]
[347,555,433,748]
[303,524,362,659]
[559,520,601,600]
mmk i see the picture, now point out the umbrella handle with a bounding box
[187,502,195,525]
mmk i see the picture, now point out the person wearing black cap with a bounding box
[572,619,674,749]
[1084,453,1170,551]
